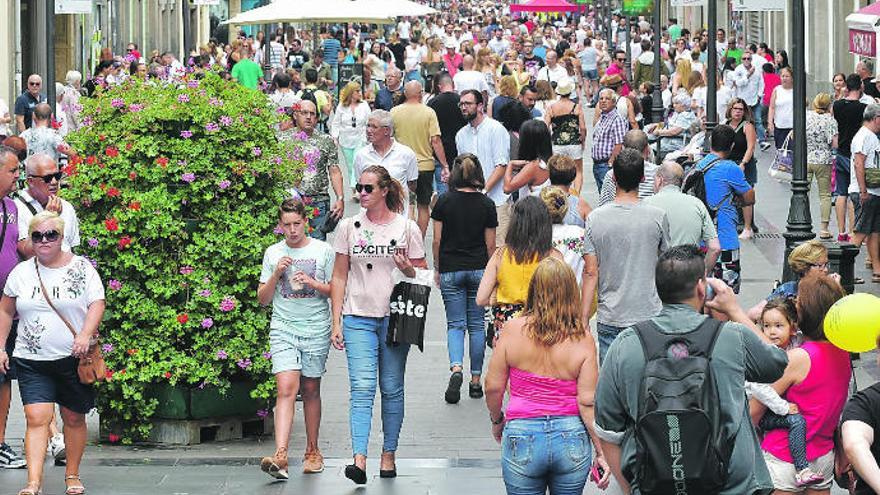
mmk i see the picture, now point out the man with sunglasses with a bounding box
[605,50,631,96]
[732,50,766,142]
[14,75,46,133]
[0,147,25,470]
[14,154,80,258]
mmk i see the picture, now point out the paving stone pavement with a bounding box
[2,123,875,494]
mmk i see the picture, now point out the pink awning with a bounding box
[509,0,579,13]
[846,2,880,58]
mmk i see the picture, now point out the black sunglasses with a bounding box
[355,183,375,194]
[31,230,60,243]
[29,171,63,183]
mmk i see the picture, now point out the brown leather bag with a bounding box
[34,258,106,385]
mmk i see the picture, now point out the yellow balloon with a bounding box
[824,293,880,353]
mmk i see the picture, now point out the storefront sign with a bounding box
[671,0,707,6]
[731,0,785,12]
[850,29,877,58]
[621,0,652,15]
[55,0,92,14]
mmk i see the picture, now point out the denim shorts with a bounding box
[269,329,331,377]
[834,155,851,197]
[502,415,592,494]
[14,356,96,414]
[0,321,17,384]
[582,69,599,81]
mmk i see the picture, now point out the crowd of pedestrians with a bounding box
[3,1,880,495]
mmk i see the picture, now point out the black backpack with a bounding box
[682,157,729,220]
[629,318,732,495]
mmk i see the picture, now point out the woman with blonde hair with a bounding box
[490,75,519,118]
[330,81,371,197]
[805,93,838,240]
[539,186,586,284]
[485,257,610,494]
[689,70,707,120]
[475,47,497,98]
[671,58,693,94]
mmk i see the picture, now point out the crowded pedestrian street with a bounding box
[2,0,880,494]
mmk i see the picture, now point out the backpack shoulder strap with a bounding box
[632,319,670,361]
[683,317,724,358]
[700,157,724,174]
[633,317,723,361]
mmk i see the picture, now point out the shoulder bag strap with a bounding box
[12,192,38,216]
[0,200,8,255]
[33,258,78,339]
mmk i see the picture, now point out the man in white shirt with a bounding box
[535,51,570,88]
[849,103,880,278]
[15,154,80,257]
[397,18,412,44]
[732,53,765,142]
[488,28,510,57]
[455,89,511,245]
[453,55,489,99]
[353,110,419,219]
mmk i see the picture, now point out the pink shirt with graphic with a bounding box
[334,212,425,318]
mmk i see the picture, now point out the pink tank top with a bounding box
[506,367,580,421]
[762,341,851,462]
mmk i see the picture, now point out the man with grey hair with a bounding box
[20,103,73,163]
[597,129,657,207]
[15,153,80,258]
[590,88,628,193]
[391,81,448,236]
[647,92,698,159]
[645,161,721,272]
[376,67,404,111]
[14,74,46,132]
[353,110,418,218]
[0,146,25,470]
[849,103,880,279]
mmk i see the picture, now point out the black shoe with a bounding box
[751,223,760,234]
[469,382,484,399]
[344,464,367,485]
[379,468,397,478]
[445,371,463,404]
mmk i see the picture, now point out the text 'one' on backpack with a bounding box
[629,317,734,495]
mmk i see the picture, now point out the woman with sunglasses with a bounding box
[431,154,497,404]
[0,211,105,495]
[330,165,426,485]
[330,81,371,199]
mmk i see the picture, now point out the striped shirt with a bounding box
[591,110,627,162]
[596,160,657,208]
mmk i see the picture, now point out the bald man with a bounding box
[452,55,490,101]
[390,81,448,236]
[15,154,81,258]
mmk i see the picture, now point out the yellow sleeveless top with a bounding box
[496,249,541,305]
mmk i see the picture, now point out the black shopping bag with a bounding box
[386,269,433,352]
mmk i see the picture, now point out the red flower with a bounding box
[105,369,114,380]
[105,146,119,158]
[312,207,320,217]
[164,371,172,379]
[51,119,62,130]
[98,135,106,141]
[106,187,120,197]
[119,369,126,375]
[127,348,138,356]
[86,155,97,165]
[125,143,133,150]
[156,156,169,168]
[104,218,119,232]
[108,433,120,443]
[128,201,141,211]
[69,155,82,166]
[62,163,77,177]
[117,236,132,250]
[128,171,137,180]
[177,313,189,324]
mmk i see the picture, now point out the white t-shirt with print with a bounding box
[849,126,880,197]
[5,256,105,361]
[259,239,334,337]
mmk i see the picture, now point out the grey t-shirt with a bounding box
[584,201,669,328]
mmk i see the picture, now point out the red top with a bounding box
[763,72,781,107]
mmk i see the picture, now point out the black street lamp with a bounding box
[781,0,814,283]
[705,0,717,133]
[650,0,663,125]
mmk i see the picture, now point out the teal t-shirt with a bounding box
[259,239,334,336]
[231,58,263,90]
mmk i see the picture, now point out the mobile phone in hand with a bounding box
[589,462,605,483]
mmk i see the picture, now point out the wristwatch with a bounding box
[491,411,505,425]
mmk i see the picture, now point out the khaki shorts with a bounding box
[762,449,834,492]
[496,203,510,247]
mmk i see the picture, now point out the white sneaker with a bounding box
[49,434,66,464]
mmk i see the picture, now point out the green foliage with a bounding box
[64,72,305,443]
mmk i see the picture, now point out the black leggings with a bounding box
[760,412,809,471]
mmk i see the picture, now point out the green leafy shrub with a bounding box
[64,72,307,443]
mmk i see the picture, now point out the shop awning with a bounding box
[509,0,579,13]
[846,2,880,58]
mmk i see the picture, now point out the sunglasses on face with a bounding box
[29,171,63,183]
[31,230,60,243]
[28,82,41,86]
[355,183,375,193]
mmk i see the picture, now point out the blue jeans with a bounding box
[752,103,767,142]
[592,160,609,194]
[434,159,449,196]
[502,416,592,495]
[439,269,485,375]
[304,197,330,241]
[597,322,627,364]
[343,315,410,456]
